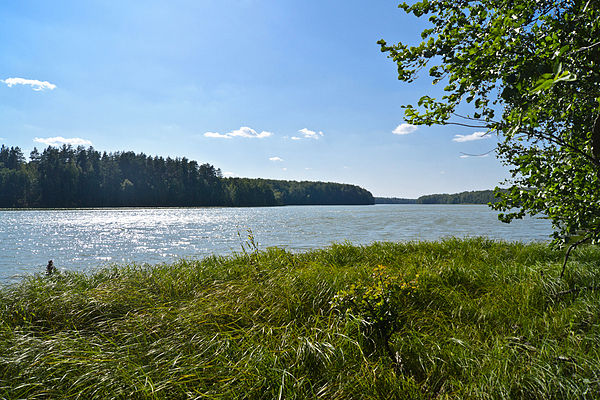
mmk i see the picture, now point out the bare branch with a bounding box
[554,285,600,297]
[517,129,600,169]
[444,121,491,129]
[568,41,600,55]
[592,113,600,161]
[452,113,499,125]
[459,149,496,157]
[561,235,592,278]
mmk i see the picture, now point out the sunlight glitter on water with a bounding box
[0,205,552,281]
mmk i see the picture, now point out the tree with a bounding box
[379,0,600,273]
[0,144,375,208]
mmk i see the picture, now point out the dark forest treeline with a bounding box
[416,190,500,204]
[374,197,417,204]
[0,145,374,208]
[375,190,502,205]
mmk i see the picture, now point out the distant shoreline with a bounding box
[375,189,503,205]
[0,202,499,211]
[375,201,491,205]
[0,203,375,211]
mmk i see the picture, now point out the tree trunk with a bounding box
[593,113,600,178]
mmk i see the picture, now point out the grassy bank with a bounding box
[1,238,600,399]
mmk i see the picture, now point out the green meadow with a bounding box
[1,238,599,399]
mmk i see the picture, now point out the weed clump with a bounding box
[333,265,419,364]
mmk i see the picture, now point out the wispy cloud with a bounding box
[452,131,490,142]
[204,126,272,139]
[299,128,324,139]
[204,132,232,139]
[223,171,236,177]
[2,77,56,91]
[34,137,92,146]
[459,153,490,159]
[392,123,418,135]
[293,128,324,140]
[269,156,284,162]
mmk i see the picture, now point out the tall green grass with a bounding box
[0,238,599,399]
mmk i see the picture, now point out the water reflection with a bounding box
[0,205,552,280]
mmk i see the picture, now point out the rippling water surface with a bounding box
[0,205,552,280]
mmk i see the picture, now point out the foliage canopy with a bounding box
[379,0,600,248]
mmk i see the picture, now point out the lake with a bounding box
[0,204,552,281]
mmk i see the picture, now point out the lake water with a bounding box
[0,204,552,281]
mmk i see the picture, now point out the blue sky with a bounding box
[0,0,507,198]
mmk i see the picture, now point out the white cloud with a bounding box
[230,126,272,138]
[223,171,235,177]
[452,131,490,142]
[204,126,272,139]
[204,132,232,139]
[282,167,287,171]
[297,128,324,140]
[2,77,56,91]
[269,156,284,162]
[34,136,92,146]
[392,123,418,135]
